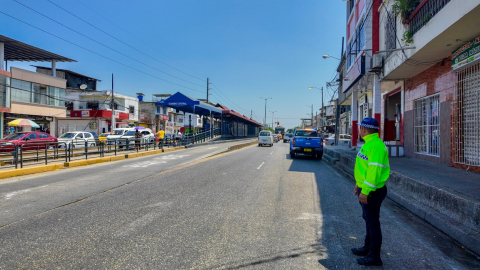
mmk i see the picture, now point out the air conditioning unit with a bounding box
[370,54,383,72]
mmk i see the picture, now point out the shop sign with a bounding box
[349,111,352,127]
[81,110,90,117]
[359,95,367,105]
[160,114,169,121]
[89,122,97,129]
[140,114,146,120]
[452,36,480,70]
[363,103,369,118]
[115,111,120,118]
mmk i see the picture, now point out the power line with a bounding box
[75,0,208,80]
[0,10,205,93]
[46,0,205,82]
[12,0,206,90]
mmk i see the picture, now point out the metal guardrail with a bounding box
[0,129,222,170]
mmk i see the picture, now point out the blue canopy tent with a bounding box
[156,92,223,135]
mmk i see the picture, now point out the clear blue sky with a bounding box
[2,0,346,129]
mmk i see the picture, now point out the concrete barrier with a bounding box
[228,140,257,151]
[323,148,480,256]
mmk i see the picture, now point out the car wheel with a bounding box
[90,143,96,147]
[290,151,295,159]
[258,144,261,147]
[47,145,54,150]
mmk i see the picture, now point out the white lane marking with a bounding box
[5,189,31,200]
[270,151,273,155]
[123,161,167,168]
[257,162,265,170]
[208,147,218,149]
[115,212,160,237]
[122,154,190,168]
[4,185,48,200]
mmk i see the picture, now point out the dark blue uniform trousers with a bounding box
[358,186,387,257]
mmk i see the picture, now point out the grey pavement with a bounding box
[0,141,476,269]
[325,145,480,202]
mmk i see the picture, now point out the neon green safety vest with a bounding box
[354,133,390,195]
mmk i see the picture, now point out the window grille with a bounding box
[452,63,480,166]
[65,101,74,111]
[129,105,135,114]
[414,94,440,156]
[385,8,396,57]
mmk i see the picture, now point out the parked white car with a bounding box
[117,129,156,148]
[58,131,97,149]
[324,134,352,146]
[258,131,273,147]
[106,128,134,145]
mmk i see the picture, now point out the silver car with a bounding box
[258,131,273,147]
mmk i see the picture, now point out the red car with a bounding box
[0,132,58,152]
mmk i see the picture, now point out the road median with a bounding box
[0,141,257,180]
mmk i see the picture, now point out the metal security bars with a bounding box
[409,0,451,35]
[385,7,396,57]
[414,94,440,156]
[452,64,480,167]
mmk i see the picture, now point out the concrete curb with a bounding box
[323,149,480,256]
[0,164,64,179]
[228,140,257,151]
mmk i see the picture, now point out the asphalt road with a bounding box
[0,140,474,269]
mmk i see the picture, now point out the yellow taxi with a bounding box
[98,132,112,144]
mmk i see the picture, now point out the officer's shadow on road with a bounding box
[201,244,325,269]
[286,153,384,269]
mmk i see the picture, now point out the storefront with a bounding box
[380,81,404,157]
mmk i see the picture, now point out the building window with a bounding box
[65,101,74,111]
[87,101,100,110]
[129,105,135,114]
[414,94,440,156]
[11,79,32,103]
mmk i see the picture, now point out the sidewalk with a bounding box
[323,145,480,256]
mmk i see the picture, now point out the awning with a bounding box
[156,92,222,116]
[0,35,76,62]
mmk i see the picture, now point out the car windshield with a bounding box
[295,130,318,137]
[112,130,125,135]
[59,133,77,138]
[125,131,136,136]
[259,132,271,136]
[100,133,110,137]
[3,133,27,140]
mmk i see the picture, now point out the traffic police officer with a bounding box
[351,117,390,266]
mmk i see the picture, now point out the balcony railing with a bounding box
[408,0,451,35]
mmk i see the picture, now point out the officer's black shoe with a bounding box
[351,247,369,256]
[357,255,383,266]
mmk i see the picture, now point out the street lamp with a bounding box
[322,55,341,60]
[260,97,272,128]
[269,111,277,129]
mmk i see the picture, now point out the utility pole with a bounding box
[270,111,277,129]
[251,110,252,119]
[311,104,313,127]
[207,78,211,103]
[111,73,115,131]
[260,97,272,129]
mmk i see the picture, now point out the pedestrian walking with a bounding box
[352,117,390,266]
[157,128,165,149]
[134,130,142,151]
